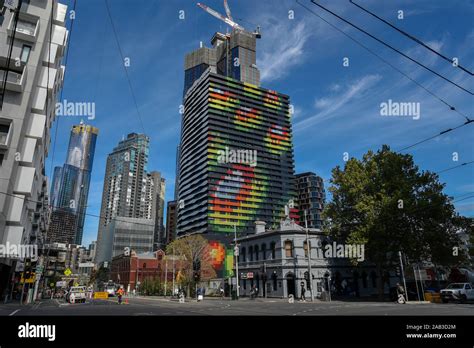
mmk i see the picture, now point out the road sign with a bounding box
[64,268,72,276]
[93,292,109,299]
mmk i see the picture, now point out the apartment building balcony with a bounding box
[7,14,40,43]
[0,67,27,93]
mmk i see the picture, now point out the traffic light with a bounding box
[395,266,401,276]
[193,260,201,282]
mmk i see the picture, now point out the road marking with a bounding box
[9,309,21,316]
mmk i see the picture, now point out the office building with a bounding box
[0,0,68,298]
[95,133,165,263]
[177,29,296,241]
[295,172,325,229]
[48,122,98,245]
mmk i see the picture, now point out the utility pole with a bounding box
[164,257,168,297]
[234,224,239,299]
[304,210,314,301]
[398,251,408,302]
[172,246,175,298]
[417,264,425,301]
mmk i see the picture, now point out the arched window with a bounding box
[261,243,267,260]
[284,240,293,258]
[270,242,276,259]
[254,245,259,261]
[241,247,246,262]
[249,246,254,261]
[272,272,278,291]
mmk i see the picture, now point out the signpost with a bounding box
[64,268,72,277]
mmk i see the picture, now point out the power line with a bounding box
[453,195,474,203]
[104,0,146,133]
[308,0,473,95]
[396,119,473,152]
[295,0,470,122]
[349,0,474,76]
[436,161,474,175]
[0,190,158,229]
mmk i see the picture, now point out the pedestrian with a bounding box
[117,287,124,304]
[300,282,306,302]
[219,286,224,299]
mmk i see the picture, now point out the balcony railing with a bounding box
[7,15,39,43]
[0,68,27,92]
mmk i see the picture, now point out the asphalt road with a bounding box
[1,297,473,316]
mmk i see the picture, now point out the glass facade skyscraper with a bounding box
[95,133,165,263]
[48,122,99,245]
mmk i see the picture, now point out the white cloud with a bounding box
[258,20,311,82]
[295,74,382,132]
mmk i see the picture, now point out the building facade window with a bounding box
[241,247,246,262]
[270,242,276,259]
[284,240,293,258]
[303,241,308,258]
[261,243,266,260]
[249,246,253,261]
[20,45,31,63]
[254,245,259,261]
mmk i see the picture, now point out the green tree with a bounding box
[166,235,216,297]
[323,145,466,299]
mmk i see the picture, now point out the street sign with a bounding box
[240,272,253,279]
[64,268,72,276]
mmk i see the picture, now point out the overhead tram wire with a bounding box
[0,190,159,229]
[308,0,473,96]
[295,0,471,122]
[436,161,474,175]
[349,0,474,76]
[396,119,474,152]
[104,0,146,134]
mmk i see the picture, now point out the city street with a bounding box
[1,297,472,316]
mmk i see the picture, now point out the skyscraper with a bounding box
[95,133,165,263]
[48,122,98,245]
[295,172,325,229]
[177,29,296,241]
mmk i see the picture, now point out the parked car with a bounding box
[440,283,474,303]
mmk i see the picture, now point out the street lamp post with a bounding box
[304,210,314,302]
[233,224,239,299]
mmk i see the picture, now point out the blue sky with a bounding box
[47,0,474,247]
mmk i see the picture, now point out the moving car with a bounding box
[105,283,116,297]
[440,283,474,303]
[65,286,87,304]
